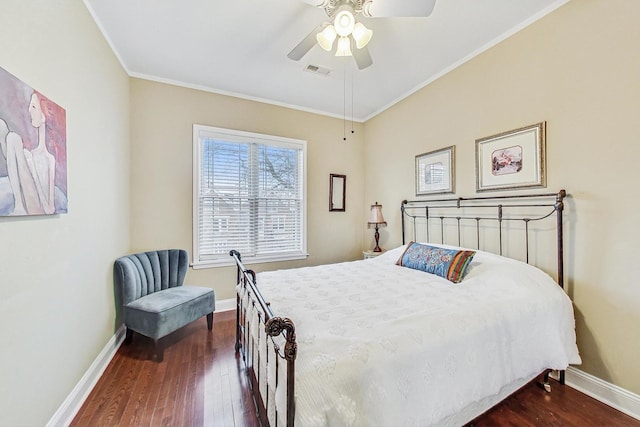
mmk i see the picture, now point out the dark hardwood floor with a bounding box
[72,311,639,426]
[71,311,258,427]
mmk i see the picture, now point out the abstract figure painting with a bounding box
[0,65,67,216]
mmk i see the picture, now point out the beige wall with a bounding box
[129,79,365,301]
[2,0,638,424]
[0,1,130,425]
[365,0,640,394]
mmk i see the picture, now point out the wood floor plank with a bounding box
[191,340,206,427]
[161,334,189,426]
[93,357,142,426]
[139,355,166,427]
[147,360,171,427]
[182,342,199,425]
[119,356,157,426]
[71,311,640,427]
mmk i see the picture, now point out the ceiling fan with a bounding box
[288,0,437,70]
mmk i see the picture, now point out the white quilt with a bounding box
[250,245,581,426]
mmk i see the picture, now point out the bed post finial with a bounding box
[266,317,297,361]
[401,200,407,245]
[556,189,566,206]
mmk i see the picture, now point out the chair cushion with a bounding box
[124,285,215,339]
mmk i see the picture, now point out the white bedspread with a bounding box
[252,246,581,426]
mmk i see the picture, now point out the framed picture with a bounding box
[475,122,546,192]
[415,146,455,196]
[329,173,346,212]
[0,65,68,216]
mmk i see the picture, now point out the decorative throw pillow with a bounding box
[396,242,476,283]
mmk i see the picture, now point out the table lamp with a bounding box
[367,202,387,252]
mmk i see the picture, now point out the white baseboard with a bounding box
[565,367,640,421]
[47,325,126,427]
[215,297,236,312]
[48,301,233,426]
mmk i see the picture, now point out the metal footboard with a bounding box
[230,250,296,426]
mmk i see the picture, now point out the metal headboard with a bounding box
[401,189,566,288]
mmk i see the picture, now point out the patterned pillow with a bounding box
[396,242,476,283]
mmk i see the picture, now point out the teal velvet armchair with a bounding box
[114,249,215,361]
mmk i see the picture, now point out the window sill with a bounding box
[191,252,309,269]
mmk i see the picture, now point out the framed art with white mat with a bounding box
[475,122,546,192]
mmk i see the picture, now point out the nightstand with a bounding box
[363,249,386,259]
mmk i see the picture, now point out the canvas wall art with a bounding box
[0,65,67,216]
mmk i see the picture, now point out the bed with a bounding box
[230,190,581,426]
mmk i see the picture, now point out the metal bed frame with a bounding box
[230,250,297,427]
[231,189,568,426]
[402,189,567,291]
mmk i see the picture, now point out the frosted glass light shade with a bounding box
[334,7,355,36]
[316,25,337,51]
[335,36,352,56]
[352,22,373,49]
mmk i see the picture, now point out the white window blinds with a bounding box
[193,125,307,267]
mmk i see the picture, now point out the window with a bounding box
[270,216,286,232]
[214,216,229,232]
[193,125,307,268]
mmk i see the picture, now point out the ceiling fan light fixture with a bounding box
[335,36,352,57]
[334,5,356,37]
[316,24,337,51]
[361,0,374,17]
[352,22,372,49]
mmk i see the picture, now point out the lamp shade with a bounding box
[367,202,387,226]
[352,22,373,49]
[334,5,356,37]
[335,36,352,57]
[316,25,337,51]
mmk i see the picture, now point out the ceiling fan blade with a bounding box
[353,46,373,70]
[362,0,436,18]
[287,25,324,61]
[300,0,330,6]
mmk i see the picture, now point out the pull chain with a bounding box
[351,67,355,135]
[343,65,347,141]
[342,64,355,141]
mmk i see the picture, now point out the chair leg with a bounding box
[154,339,163,362]
[207,312,214,330]
[124,328,133,344]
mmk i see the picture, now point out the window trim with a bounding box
[192,124,308,269]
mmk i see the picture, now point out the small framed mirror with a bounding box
[329,174,346,212]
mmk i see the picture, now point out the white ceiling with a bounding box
[84,0,567,121]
